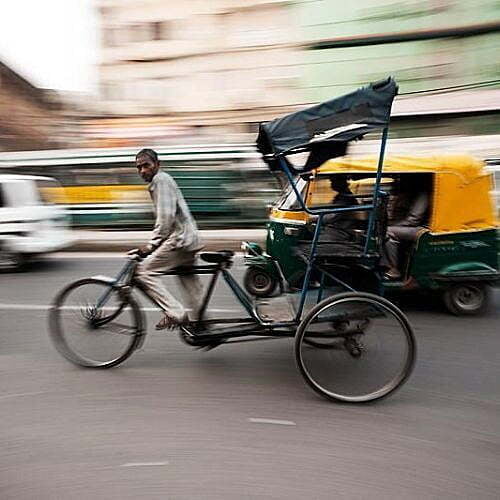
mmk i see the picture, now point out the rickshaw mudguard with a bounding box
[243,248,281,279]
[91,274,117,284]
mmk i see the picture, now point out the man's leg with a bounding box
[383,227,400,274]
[383,226,422,279]
[134,246,194,327]
[176,252,204,321]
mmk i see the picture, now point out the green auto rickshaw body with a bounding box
[408,229,499,290]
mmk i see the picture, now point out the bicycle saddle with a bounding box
[200,250,234,263]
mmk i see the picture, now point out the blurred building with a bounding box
[92,0,499,146]
[298,0,500,138]
[298,0,499,99]
[98,1,301,118]
[0,60,65,151]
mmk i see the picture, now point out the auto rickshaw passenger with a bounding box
[382,178,430,280]
[319,175,359,243]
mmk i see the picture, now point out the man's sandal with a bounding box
[155,314,187,331]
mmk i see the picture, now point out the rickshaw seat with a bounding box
[296,241,379,264]
[159,251,235,275]
[200,250,234,264]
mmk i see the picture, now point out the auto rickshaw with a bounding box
[243,154,499,315]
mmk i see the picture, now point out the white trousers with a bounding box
[134,244,203,322]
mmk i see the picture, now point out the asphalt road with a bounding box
[1,255,499,499]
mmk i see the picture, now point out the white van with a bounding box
[0,174,74,269]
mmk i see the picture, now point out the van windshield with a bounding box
[4,180,41,207]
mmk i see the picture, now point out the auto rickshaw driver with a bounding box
[319,175,360,244]
[296,174,362,286]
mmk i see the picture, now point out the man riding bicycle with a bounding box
[130,148,203,330]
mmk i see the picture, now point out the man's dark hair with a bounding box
[330,175,349,192]
[136,148,159,163]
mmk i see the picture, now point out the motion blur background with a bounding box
[1,5,499,497]
[0,0,499,230]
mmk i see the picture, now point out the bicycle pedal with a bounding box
[179,326,202,346]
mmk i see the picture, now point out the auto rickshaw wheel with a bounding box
[243,267,277,297]
[442,282,490,316]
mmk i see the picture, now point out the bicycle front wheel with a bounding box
[295,292,416,403]
[49,278,144,368]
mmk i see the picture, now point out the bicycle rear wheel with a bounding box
[49,278,144,368]
[295,292,416,403]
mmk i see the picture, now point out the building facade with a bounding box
[0,61,65,151]
[95,0,499,144]
[297,0,500,102]
[98,0,302,118]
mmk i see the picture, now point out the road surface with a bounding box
[1,255,499,499]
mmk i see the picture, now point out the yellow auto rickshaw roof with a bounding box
[317,154,486,182]
[316,154,497,232]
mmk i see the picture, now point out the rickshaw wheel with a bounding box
[442,282,490,316]
[243,267,277,297]
[295,292,416,403]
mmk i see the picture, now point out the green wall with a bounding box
[293,0,500,101]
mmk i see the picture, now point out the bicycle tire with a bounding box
[295,292,416,403]
[49,278,144,368]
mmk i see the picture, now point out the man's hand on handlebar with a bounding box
[127,245,152,258]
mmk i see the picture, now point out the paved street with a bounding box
[1,255,499,499]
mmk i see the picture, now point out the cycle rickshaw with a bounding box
[49,77,417,403]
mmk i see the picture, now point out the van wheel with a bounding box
[443,283,490,316]
[243,268,277,297]
[0,251,24,272]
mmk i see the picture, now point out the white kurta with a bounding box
[147,170,202,253]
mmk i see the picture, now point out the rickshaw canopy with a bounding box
[257,77,398,173]
[317,154,498,232]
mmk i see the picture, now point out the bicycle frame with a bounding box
[96,252,373,347]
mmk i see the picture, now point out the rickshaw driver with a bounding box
[130,148,204,330]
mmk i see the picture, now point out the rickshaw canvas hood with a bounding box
[257,77,398,172]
